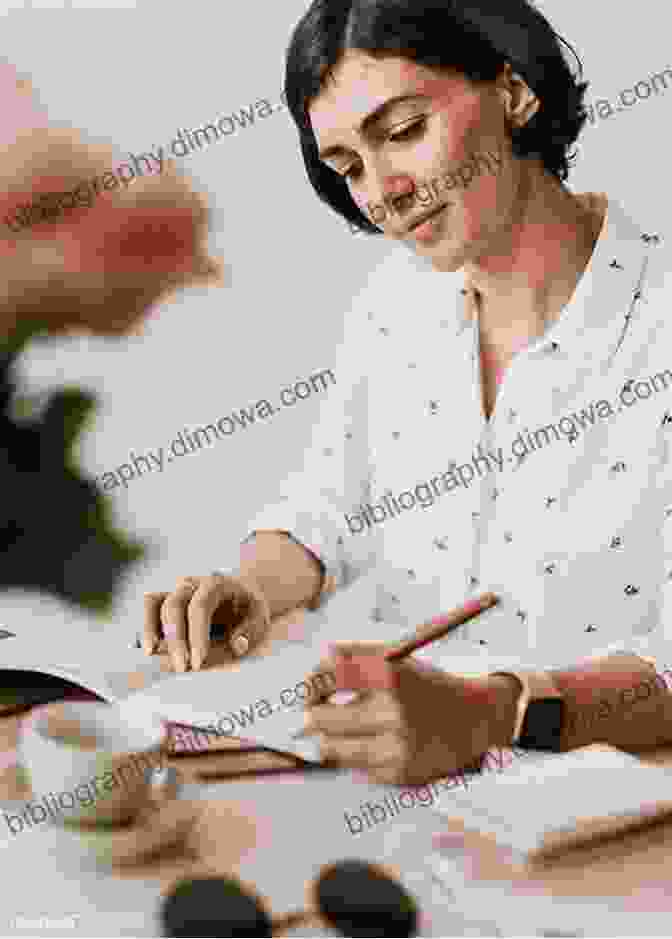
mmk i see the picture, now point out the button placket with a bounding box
[468,422,500,593]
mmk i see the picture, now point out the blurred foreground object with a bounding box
[0,61,224,616]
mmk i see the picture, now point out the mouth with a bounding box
[405,203,450,236]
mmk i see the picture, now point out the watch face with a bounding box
[520,699,565,750]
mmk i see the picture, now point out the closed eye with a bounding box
[338,117,427,181]
[388,117,427,143]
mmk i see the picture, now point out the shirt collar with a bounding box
[522,194,650,371]
[389,194,651,370]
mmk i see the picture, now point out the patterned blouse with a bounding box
[244,193,672,672]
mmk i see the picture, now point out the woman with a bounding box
[144,0,672,785]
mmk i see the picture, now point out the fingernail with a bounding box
[330,690,359,705]
[164,623,179,639]
[231,634,249,657]
[351,769,370,783]
[191,653,202,671]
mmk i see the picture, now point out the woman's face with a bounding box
[309,50,532,272]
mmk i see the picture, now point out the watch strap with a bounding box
[490,669,563,746]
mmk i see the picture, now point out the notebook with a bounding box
[432,743,672,861]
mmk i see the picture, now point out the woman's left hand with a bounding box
[303,642,519,785]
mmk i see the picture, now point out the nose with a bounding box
[363,163,417,227]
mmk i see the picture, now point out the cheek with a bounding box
[460,167,499,230]
[414,77,486,161]
[440,96,484,158]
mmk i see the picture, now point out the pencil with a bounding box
[385,591,499,661]
[184,592,500,775]
[289,590,500,734]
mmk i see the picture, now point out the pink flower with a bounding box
[0,67,223,343]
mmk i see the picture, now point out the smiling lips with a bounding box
[407,203,448,239]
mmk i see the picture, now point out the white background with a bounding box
[1,0,670,646]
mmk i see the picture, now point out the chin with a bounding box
[419,241,468,272]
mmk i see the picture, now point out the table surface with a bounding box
[3,606,672,937]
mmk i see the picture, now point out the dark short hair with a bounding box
[283,0,590,235]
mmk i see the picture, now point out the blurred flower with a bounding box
[0,65,225,615]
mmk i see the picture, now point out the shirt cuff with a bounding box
[584,637,672,679]
[240,529,338,610]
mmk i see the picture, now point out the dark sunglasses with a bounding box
[160,859,420,936]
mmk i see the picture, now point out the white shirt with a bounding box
[244,194,672,672]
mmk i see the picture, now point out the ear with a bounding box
[496,62,541,131]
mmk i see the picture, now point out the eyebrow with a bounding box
[317,93,426,162]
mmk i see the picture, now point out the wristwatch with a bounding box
[490,668,566,751]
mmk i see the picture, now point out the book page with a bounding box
[117,643,329,761]
[0,630,168,704]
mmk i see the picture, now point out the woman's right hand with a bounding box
[143,573,272,672]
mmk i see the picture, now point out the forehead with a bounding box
[308,50,462,138]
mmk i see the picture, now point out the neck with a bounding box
[464,175,605,347]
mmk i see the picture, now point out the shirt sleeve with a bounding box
[240,297,383,603]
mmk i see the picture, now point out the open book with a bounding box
[0,577,523,762]
[0,622,327,759]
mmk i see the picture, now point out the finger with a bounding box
[320,731,406,770]
[303,664,339,706]
[304,646,394,705]
[308,641,389,679]
[187,575,270,670]
[143,593,168,655]
[306,691,401,736]
[327,641,392,658]
[161,580,199,672]
[364,762,410,786]
[227,575,271,659]
[338,653,398,692]
[186,575,228,670]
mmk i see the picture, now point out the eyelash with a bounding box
[339,117,427,181]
